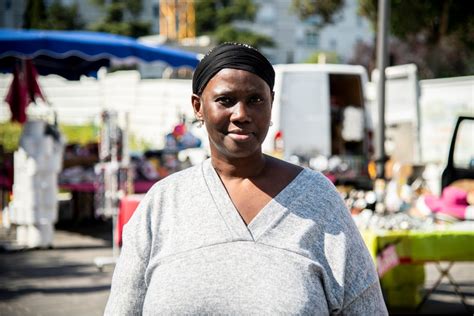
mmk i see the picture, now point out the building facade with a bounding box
[0,0,373,64]
[0,0,159,33]
[251,0,373,64]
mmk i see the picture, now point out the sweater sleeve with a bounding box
[335,193,388,315]
[315,172,388,315]
[341,281,388,315]
[104,193,154,315]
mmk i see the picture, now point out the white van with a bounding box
[263,64,374,187]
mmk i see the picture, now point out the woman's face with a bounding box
[192,68,273,160]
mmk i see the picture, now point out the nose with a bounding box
[230,101,251,123]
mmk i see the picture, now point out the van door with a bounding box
[279,71,330,159]
[441,116,474,190]
[370,64,421,163]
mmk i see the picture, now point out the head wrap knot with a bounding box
[192,42,275,94]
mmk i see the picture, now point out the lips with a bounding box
[226,130,255,142]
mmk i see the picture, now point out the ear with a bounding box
[192,94,203,121]
[271,91,275,108]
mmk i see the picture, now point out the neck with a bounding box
[211,153,267,180]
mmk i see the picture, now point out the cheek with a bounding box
[203,105,228,127]
[258,105,272,122]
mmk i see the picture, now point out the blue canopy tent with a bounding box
[0,28,200,80]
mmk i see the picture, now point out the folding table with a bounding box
[362,229,474,312]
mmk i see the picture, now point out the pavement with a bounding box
[0,220,473,316]
[0,221,114,316]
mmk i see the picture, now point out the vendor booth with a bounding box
[0,28,200,249]
[362,228,474,311]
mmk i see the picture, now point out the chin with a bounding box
[214,144,262,160]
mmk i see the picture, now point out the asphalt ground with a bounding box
[0,220,473,315]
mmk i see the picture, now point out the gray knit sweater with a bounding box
[105,159,387,315]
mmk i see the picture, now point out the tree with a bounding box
[291,0,345,29]
[90,0,151,38]
[195,0,274,49]
[45,0,84,30]
[357,0,474,78]
[23,0,83,30]
[23,0,48,29]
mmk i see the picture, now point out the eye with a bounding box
[216,96,234,106]
[249,95,264,104]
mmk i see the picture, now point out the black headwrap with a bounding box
[192,42,275,94]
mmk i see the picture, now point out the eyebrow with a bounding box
[210,85,265,96]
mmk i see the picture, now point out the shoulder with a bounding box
[292,166,344,210]
[148,161,204,193]
[126,160,207,229]
[284,166,362,238]
[133,161,206,218]
[266,155,336,195]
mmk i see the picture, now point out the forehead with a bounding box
[204,68,270,94]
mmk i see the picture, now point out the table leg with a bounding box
[416,262,472,313]
[442,264,473,313]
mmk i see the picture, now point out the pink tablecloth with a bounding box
[60,180,155,193]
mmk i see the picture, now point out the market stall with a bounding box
[361,227,474,311]
[0,28,200,249]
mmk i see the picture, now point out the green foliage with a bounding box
[0,122,100,152]
[195,0,273,49]
[357,0,474,78]
[44,0,84,30]
[59,123,152,152]
[0,122,22,153]
[304,51,340,64]
[0,121,152,154]
[291,0,345,28]
[195,0,217,34]
[214,25,274,48]
[129,134,153,152]
[124,0,143,17]
[216,0,257,25]
[59,123,99,145]
[23,0,48,29]
[359,0,474,45]
[23,0,83,30]
[196,0,256,33]
[89,0,150,38]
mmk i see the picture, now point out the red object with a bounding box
[173,123,186,138]
[116,194,145,246]
[324,172,337,183]
[4,60,45,124]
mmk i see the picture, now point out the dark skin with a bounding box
[192,68,302,225]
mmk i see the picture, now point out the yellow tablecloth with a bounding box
[361,229,474,263]
[360,228,474,309]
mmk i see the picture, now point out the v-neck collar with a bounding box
[201,158,308,241]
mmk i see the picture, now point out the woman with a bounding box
[105,43,387,315]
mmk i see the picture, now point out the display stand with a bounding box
[94,110,129,271]
[93,162,120,271]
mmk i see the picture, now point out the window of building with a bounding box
[257,3,276,25]
[305,30,319,47]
